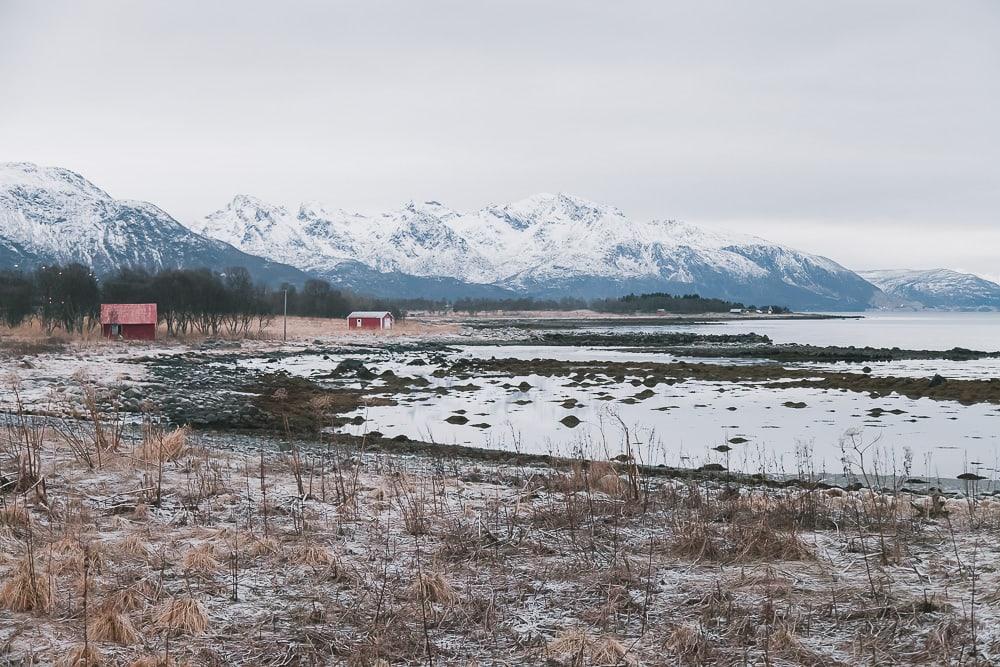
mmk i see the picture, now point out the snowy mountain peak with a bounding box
[0,163,306,284]
[0,161,111,201]
[191,190,880,309]
[860,269,1000,311]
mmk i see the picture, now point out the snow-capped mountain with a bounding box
[0,162,306,284]
[860,269,1000,311]
[194,192,880,310]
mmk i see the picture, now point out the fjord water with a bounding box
[280,312,1000,484]
[598,311,1000,351]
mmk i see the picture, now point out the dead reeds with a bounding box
[89,609,140,645]
[153,596,210,635]
[0,559,53,613]
[139,426,189,463]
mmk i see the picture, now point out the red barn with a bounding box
[347,311,394,330]
[101,303,157,340]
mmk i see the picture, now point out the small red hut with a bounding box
[347,311,394,330]
[101,303,157,340]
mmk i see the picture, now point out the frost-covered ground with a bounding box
[1,330,999,664]
[1,420,998,665]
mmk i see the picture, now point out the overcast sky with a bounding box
[1,1,997,277]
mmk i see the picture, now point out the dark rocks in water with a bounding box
[392,434,410,442]
[560,399,579,409]
[407,358,427,366]
[471,422,491,429]
[349,415,366,425]
[726,406,738,411]
[783,401,808,409]
[513,399,532,405]
[727,437,748,445]
[699,463,726,472]
[560,415,581,428]
[365,431,383,439]
[905,478,927,484]
[957,472,987,481]
[336,358,375,379]
[633,389,656,400]
[619,398,639,405]
[929,374,947,387]
[862,366,872,374]
[445,415,469,425]
[453,409,467,414]
[517,381,533,391]
[713,445,732,453]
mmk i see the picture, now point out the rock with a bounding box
[782,401,807,409]
[929,374,947,387]
[560,415,581,428]
[445,415,469,425]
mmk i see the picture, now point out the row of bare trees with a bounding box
[0,264,273,336]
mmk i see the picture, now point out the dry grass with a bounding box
[288,543,337,568]
[0,504,31,532]
[153,597,210,635]
[139,426,189,462]
[547,629,636,665]
[59,643,104,667]
[410,571,457,605]
[665,624,715,664]
[116,533,154,562]
[89,610,140,645]
[127,656,176,667]
[181,545,221,573]
[0,560,53,613]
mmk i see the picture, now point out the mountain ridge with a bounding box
[860,269,1000,311]
[193,191,879,310]
[0,162,308,285]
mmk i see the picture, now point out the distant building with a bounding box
[729,308,744,314]
[347,311,394,330]
[101,303,157,340]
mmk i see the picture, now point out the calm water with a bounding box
[251,312,1000,482]
[584,311,1000,351]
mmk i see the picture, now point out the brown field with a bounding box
[0,315,459,352]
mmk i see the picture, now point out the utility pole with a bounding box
[283,288,288,342]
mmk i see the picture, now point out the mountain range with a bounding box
[0,162,307,285]
[859,269,1000,311]
[0,162,996,311]
[192,192,879,310]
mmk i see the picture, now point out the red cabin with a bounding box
[347,311,394,331]
[101,303,157,340]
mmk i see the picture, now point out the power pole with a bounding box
[283,288,288,342]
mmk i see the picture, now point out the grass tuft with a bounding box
[153,597,210,635]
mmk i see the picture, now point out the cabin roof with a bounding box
[100,303,157,325]
[347,311,393,319]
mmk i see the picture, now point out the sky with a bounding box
[1,1,998,278]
